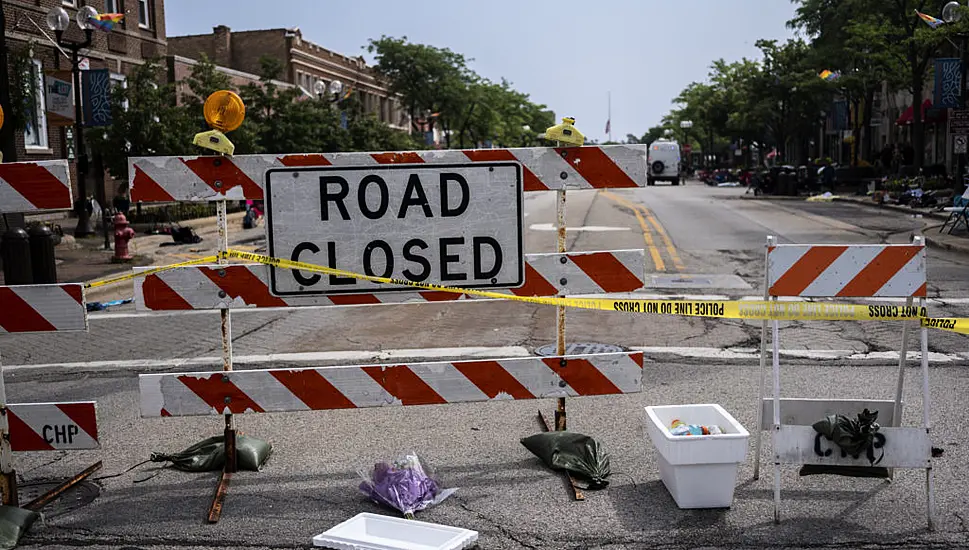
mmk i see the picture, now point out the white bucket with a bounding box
[645,403,749,509]
[312,513,478,550]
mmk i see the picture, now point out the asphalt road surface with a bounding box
[4,180,968,549]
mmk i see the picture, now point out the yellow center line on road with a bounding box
[599,190,665,272]
[641,206,686,272]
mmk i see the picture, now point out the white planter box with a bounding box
[645,404,749,509]
[312,513,478,550]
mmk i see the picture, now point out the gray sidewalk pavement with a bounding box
[832,196,969,255]
[1,211,260,304]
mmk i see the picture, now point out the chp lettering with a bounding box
[43,424,80,444]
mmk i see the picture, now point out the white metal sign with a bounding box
[265,162,524,295]
[955,135,967,154]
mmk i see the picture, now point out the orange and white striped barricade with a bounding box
[132,249,646,310]
[128,144,649,516]
[0,160,100,507]
[753,236,934,528]
[140,353,644,417]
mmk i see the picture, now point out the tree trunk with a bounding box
[911,51,925,169]
[862,87,875,163]
[708,129,714,167]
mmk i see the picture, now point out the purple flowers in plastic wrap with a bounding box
[358,454,457,518]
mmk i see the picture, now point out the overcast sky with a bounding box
[165,0,798,143]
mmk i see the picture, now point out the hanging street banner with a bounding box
[82,69,112,127]
[44,70,74,126]
[935,58,962,109]
[264,162,525,296]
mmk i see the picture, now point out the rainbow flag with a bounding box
[819,69,841,81]
[915,9,943,29]
[88,13,124,32]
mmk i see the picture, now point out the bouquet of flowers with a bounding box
[358,453,456,518]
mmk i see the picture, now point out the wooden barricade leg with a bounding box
[208,199,236,524]
[554,187,568,432]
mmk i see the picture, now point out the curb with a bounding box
[833,197,949,221]
[924,233,969,255]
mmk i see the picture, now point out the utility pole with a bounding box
[0,0,19,163]
[959,33,967,191]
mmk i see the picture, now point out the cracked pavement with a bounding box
[2,181,969,549]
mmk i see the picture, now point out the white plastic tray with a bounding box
[312,513,479,550]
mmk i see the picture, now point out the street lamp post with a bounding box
[521,124,531,147]
[47,6,95,238]
[680,120,693,172]
[943,1,968,191]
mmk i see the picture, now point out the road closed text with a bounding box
[265,163,524,295]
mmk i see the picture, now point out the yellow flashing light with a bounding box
[544,116,585,146]
[203,90,245,133]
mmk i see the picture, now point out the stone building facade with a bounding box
[168,26,408,130]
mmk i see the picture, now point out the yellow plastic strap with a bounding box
[222,249,959,324]
[921,317,969,335]
[84,256,220,289]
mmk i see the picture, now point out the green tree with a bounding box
[89,59,194,181]
[746,39,831,164]
[179,54,260,154]
[239,57,347,154]
[367,36,554,148]
[792,0,960,168]
[367,36,473,139]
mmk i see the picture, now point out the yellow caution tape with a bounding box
[222,249,969,327]
[78,247,969,334]
[920,317,969,336]
[84,255,220,289]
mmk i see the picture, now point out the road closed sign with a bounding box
[265,162,524,295]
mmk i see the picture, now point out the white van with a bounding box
[647,139,682,186]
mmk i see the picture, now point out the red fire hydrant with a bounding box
[113,213,135,262]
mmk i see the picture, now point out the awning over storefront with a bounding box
[896,99,947,125]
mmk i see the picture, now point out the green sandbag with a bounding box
[811,408,885,466]
[521,431,611,488]
[151,434,273,472]
[0,505,38,550]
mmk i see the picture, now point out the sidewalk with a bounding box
[1,211,262,304]
[833,196,969,255]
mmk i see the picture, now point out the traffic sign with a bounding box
[265,162,524,296]
[952,109,969,135]
[682,143,692,154]
[7,402,99,451]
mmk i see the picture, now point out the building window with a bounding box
[24,59,49,150]
[105,0,120,13]
[110,73,128,111]
[62,0,77,6]
[138,0,151,28]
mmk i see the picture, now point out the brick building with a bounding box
[1,0,166,205]
[166,54,295,105]
[168,26,408,130]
